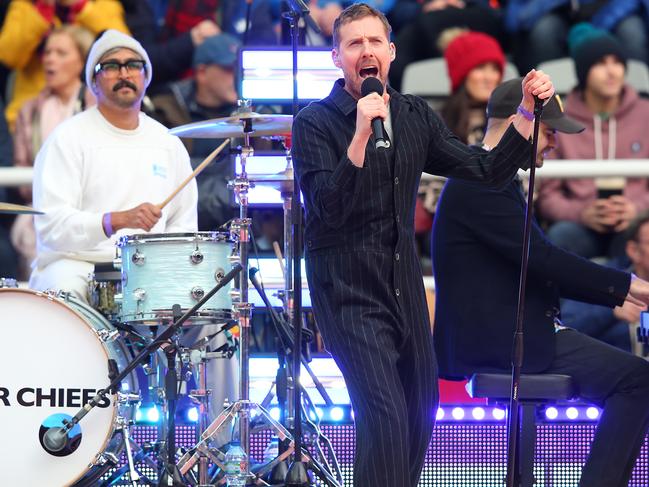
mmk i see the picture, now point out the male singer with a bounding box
[291,3,556,485]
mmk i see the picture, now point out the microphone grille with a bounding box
[360,76,384,97]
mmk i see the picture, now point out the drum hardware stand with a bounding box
[120,416,140,487]
[176,335,237,486]
[95,416,158,487]
[176,400,295,485]
[40,264,242,483]
[176,101,302,486]
[250,267,342,487]
[73,394,159,487]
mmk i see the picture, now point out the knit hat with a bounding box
[487,78,584,134]
[85,29,152,90]
[568,22,627,89]
[443,31,505,93]
[193,33,241,68]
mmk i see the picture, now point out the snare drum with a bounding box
[0,288,139,487]
[117,232,236,325]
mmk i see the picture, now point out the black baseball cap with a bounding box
[486,78,584,134]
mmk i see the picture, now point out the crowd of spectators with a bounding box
[1,0,649,354]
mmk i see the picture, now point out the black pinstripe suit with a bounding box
[292,80,531,486]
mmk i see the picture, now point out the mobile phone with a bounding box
[638,311,649,344]
[597,188,623,199]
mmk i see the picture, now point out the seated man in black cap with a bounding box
[433,78,649,487]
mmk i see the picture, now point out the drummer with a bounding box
[29,29,198,299]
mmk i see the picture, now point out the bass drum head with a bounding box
[0,289,136,487]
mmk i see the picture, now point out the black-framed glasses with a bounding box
[94,59,146,77]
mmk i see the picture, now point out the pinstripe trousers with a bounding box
[307,250,438,487]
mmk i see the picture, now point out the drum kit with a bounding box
[0,102,342,487]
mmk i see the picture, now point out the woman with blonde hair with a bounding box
[11,24,96,278]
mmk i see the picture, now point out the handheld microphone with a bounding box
[360,77,390,149]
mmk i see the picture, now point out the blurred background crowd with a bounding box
[2,0,649,355]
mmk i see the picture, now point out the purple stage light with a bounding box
[566,407,579,420]
[492,408,506,420]
[545,407,559,420]
[586,407,600,420]
[452,407,465,420]
[472,407,486,420]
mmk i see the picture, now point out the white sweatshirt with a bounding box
[31,105,198,271]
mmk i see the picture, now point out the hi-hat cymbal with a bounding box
[169,112,293,139]
[0,202,44,215]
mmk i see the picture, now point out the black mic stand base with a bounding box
[158,464,187,487]
[285,460,311,487]
[268,459,290,484]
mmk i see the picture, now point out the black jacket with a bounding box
[432,178,630,378]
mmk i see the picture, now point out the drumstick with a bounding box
[158,137,231,210]
[272,241,286,281]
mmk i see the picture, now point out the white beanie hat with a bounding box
[85,29,153,91]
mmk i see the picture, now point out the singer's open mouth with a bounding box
[359,67,378,78]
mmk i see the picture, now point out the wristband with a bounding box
[102,213,114,237]
[517,105,535,121]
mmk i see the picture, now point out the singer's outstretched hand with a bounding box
[521,69,554,110]
[512,69,555,141]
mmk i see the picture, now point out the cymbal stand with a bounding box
[280,144,297,469]
[177,100,294,484]
[232,99,254,463]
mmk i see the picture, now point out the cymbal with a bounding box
[169,112,293,139]
[0,202,44,215]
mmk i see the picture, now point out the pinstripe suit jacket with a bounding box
[292,79,533,352]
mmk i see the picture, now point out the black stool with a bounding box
[466,373,575,487]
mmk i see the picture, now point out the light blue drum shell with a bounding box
[119,232,235,324]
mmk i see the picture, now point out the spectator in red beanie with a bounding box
[441,29,505,144]
[415,29,506,268]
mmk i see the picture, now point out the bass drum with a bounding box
[0,289,139,487]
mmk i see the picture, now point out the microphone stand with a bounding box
[505,98,544,487]
[41,264,243,484]
[159,305,184,487]
[282,1,319,485]
[249,268,343,487]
